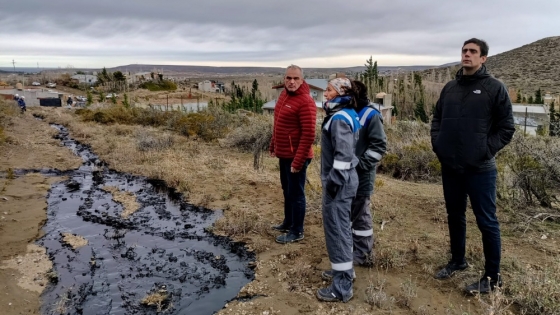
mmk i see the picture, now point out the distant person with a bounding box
[13,93,19,101]
[431,38,515,294]
[270,65,317,244]
[67,96,73,107]
[317,78,360,303]
[17,96,26,113]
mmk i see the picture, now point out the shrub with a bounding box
[75,104,244,142]
[135,130,174,152]
[379,121,440,181]
[497,132,560,209]
[139,80,177,91]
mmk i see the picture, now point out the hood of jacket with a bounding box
[455,64,491,84]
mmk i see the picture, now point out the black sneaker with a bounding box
[435,261,468,279]
[321,269,356,282]
[465,277,502,294]
[275,232,304,244]
[316,287,353,302]
[271,223,289,233]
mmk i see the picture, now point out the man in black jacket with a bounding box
[430,38,515,294]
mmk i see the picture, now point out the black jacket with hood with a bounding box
[430,65,515,173]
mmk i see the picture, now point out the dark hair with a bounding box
[353,80,368,100]
[463,38,489,57]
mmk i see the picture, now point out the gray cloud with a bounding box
[2,0,559,68]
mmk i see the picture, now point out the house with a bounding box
[544,92,559,106]
[263,79,329,115]
[197,80,224,93]
[262,79,393,124]
[71,74,97,85]
[512,103,549,135]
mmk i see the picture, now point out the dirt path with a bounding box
[0,108,82,315]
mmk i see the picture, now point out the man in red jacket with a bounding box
[270,65,317,244]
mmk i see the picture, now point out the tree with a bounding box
[550,100,558,136]
[363,56,379,99]
[86,90,93,107]
[113,71,126,82]
[98,91,105,103]
[414,99,428,122]
[516,90,522,103]
[110,94,117,105]
[122,93,130,108]
[535,88,543,104]
[528,96,534,104]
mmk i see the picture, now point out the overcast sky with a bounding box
[1,0,559,69]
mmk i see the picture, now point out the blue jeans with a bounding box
[279,158,311,235]
[442,166,500,279]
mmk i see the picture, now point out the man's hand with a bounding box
[270,151,276,157]
[291,167,300,173]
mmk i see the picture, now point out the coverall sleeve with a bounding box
[325,119,355,190]
[358,114,387,171]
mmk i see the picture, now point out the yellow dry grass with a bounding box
[61,233,88,249]
[101,186,140,219]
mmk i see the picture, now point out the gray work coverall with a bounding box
[321,108,360,302]
[352,105,387,264]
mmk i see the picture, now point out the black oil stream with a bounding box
[30,124,254,315]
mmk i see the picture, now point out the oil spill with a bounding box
[35,124,255,315]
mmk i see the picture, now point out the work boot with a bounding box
[271,223,289,233]
[275,232,304,244]
[435,260,468,279]
[465,276,503,294]
[316,286,353,303]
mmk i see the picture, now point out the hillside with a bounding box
[485,36,560,95]
[423,36,560,95]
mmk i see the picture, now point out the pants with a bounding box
[351,166,377,264]
[442,166,500,279]
[279,158,311,235]
[322,168,358,302]
[351,195,373,264]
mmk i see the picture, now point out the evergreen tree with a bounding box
[528,96,534,104]
[516,90,522,103]
[86,90,93,107]
[550,100,557,136]
[535,88,543,104]
[414,99,428,122]
[122,93,130,109]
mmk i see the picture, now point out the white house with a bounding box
[198,80,224,93]
[71,74,97,85]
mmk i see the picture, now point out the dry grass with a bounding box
[61,233,88,249]
[140,288,170,312]
[101,186,140,218]
[365,277,396,310]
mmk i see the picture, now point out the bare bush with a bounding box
[379,121,441,181]
[508,262,560,315]
[498,132,560,209]
[135,130,174,152]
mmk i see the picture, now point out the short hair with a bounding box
[463,38,489,57]
[286,64,303,78]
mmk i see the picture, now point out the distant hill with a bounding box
[106,64,437,77]
[423,36,560,95]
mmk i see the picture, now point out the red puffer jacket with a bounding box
[269,81,317,170]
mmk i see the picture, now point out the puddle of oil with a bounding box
[36,125,255,315]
